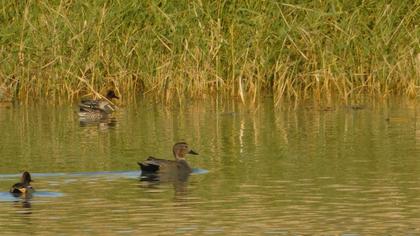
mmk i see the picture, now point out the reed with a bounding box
[0,0,418,104]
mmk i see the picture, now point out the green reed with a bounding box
[0,0,418,104]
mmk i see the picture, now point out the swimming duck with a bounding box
[10,171,34,195]
[78,90,119,118]
[138,142,199,173]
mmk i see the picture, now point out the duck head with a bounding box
[106,90,119,100]
[21,171,33,185]
[173,142,199,160]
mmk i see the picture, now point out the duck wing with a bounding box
[79,100,114,114]
[79,99,101,110]
[10,183,24,193]
[79,106,102,113]
[10,183,33,194]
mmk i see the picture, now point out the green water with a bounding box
[0,99,420,235]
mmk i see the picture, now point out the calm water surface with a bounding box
[0,98,420,235]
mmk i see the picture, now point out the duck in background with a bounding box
[78,90,119,119]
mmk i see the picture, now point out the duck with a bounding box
[10,171,34,195]
[0,84,14,108]
[78,90,119,118]
[138,142,199,174]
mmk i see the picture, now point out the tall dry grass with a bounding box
[0,0,418,104]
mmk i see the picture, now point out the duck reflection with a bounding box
[139,170,191,196]
[79,116,117,129]
[13,196,32,214]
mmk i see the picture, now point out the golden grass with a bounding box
[0,0,418,104]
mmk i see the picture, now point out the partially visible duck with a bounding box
[78,90,119,118]
[138,142,199,174]
[10,171,34,196]
[0,84,13,108]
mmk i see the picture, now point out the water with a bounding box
[0,98,420,235]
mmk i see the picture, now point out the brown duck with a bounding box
[138,142,199,173]
[78,90,119,118]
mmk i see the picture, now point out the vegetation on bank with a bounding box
[0,0,418,103]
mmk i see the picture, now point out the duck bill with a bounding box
[188,150,199,155]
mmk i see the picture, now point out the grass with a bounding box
[0,0,419,104]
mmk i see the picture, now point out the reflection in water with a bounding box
[79,116,117,129]
[140,171,191,197]
[140,170,190,183]
[0,99,420,234]
[139,168,208,200]
[13,195,32,214]
[0,192,33,214]
[0,190,65,216]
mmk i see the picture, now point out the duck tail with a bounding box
[138,161,160,172]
